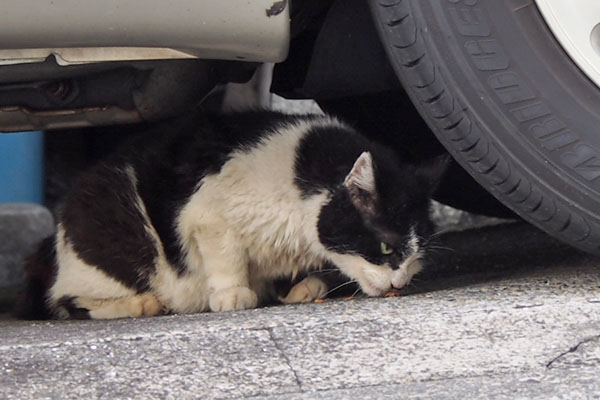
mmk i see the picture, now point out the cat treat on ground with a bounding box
[384,291,402,298]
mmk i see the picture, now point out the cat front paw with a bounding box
[209,286,258,312]
[280,276,328,304]
[391,258,423,289]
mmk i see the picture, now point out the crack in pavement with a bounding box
[546,334,600,368]
[266,327,303,390]
[513,303,544,309]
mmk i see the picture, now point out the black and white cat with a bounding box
[17,111,447,319]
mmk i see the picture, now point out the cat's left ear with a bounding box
[344,152,377,214]
[415,154,452,195]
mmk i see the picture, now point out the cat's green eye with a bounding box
[380,242,394,255]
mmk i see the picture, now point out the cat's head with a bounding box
[318,151,448,296]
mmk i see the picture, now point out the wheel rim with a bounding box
[535,0,600,88]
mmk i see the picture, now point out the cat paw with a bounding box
[391,259,423,289]
[75,293,164,319]
[209,286,258,312]
[139,293,164,317]
[129,293,164,317]
[280,276,328,304]
[390,269,411,290]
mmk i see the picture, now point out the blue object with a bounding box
[0,131,44,204]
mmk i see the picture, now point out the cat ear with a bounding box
[415,154,452,194]
[344,152,377,214]
[345,152,376,193]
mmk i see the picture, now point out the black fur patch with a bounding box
[13,236,58,320]
[294,125,370,197]
[318,190,393,266]
[60,164,157,292]
[56,296,91,320]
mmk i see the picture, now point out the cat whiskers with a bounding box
[418,233,454,254]
[309,268,340,274]
[324,279,358,297]
[407,276,423,284]
[425,244,455,253]
[429,228,451,239]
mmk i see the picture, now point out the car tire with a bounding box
[369,0,600,254]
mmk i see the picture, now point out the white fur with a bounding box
[327,252,390,296]
[173,117,341,312]
[408,226,419,255]
[391,254,423,290]
[392,226,424,289]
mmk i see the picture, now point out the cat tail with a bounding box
[13,236,57,320]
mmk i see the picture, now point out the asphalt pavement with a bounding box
[1,221,599,399]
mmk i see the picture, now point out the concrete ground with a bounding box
[1,221,599,399]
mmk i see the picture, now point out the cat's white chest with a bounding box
[176,124,330,287]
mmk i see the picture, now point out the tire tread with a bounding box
[369,0,600,254]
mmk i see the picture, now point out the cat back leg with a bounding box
[60,293,164,319]
[280,276,328,304]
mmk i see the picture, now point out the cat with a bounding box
[16,110,447,319]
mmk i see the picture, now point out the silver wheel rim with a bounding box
[535,0,600,89]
